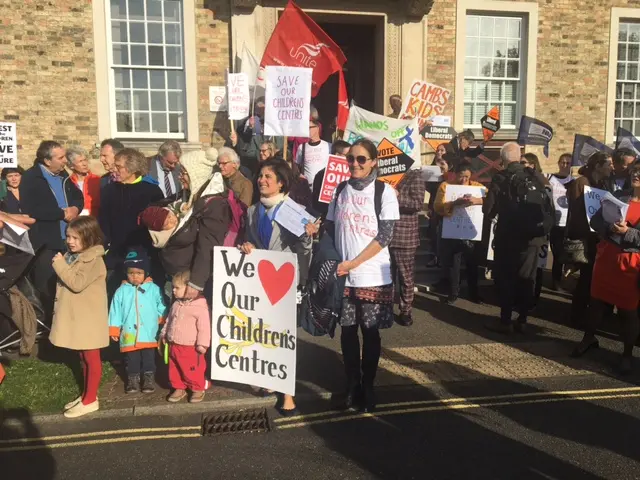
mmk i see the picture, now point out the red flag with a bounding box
[260,1,349,129]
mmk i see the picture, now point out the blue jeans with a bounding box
[126,348,156,375]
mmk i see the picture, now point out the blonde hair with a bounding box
[172,271,190,286]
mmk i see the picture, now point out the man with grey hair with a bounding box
[68,146,101,217]
[218,147,253,207]
[483,142,551,334]
[148,140,182,198]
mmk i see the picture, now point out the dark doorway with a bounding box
[313,22,377,142]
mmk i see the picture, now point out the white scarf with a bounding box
[259,192,286,209]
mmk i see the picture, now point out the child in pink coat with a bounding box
[160,271,211,403]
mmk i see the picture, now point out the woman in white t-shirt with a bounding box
[324,139,400,413]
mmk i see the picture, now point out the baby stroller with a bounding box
[0,247,48,357]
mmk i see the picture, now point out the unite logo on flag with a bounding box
[290,43,330,67]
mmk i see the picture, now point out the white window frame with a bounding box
[454,0,538,135]
[606,8,640,145]
[93,0,199,143]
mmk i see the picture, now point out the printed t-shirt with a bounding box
[295,140,330,192]
[327,181,400,288]
[547,174,573,227]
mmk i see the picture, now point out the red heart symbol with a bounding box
[257,260,295,305]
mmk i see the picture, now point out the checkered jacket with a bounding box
[390,169,426,249]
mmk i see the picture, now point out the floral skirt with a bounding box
[339,285,394,329]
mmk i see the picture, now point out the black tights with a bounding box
[340,325,381,388]
[584,299,640,358]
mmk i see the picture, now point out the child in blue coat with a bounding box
[109,248,167,393]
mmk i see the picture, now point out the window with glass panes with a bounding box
[615,23,640,137]
[109,0,185,138]
[464,14,524,129]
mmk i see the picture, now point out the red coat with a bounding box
[70,172,101,217]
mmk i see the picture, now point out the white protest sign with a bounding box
[343,106,421,164]
[227,73,251,120]
[264,66,312,137]
[583,186,608,232]
[548,176,571,227]
[441,185,485,241]
[209,86,227,112]
[421,166,443,183]
[211,247,297,396]
[0,123,17,168]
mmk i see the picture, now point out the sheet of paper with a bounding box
[421,166,443,183]
[601,192,629,225]
[275,197,316,237]
[1,221,34,254]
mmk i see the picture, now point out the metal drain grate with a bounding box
[202,408,271,436]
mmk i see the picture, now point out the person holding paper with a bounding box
[546,153,573,291]
[240,158,313,417]
[434,162,485,305]
[322,139,400,413]
[566,152,613,326]
[571,164,640,373]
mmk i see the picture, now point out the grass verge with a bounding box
[0,359,115,414]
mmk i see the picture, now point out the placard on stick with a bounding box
[376,138,415,189]
[319,155,351,204]
[0,123,17,168]
[481,105,500,142]
[211,247,298,396]
[227,73,250,120]
[264,66,312,137]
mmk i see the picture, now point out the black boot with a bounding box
[125,374,140,394]
[361,385,376,413]
[141,372,156,393]
[340,325,362,410]
[341,383,362,410]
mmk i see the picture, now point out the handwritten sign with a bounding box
[583,186,608,232]
[319,155,351,204]
[399,79,452,131]
[0,123,17,168]
[343,106,421,163]
[209,86,227,112]
[441,185,485,241]
[376,138,414,189]
[264,66,312,137]
[211,247,298,396]
[227,74,250,120]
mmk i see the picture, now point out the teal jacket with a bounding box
[108,279,167,352]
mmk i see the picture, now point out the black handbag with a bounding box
[561,238,588,264]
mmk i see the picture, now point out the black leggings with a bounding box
[340,325,381,388]
[585,299,640,357]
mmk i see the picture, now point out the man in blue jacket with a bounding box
[20,140,84,312]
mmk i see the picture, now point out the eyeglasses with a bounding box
[346,155,371,165]
[218,161,233,167]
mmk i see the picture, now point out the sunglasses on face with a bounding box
[346,155,371,165]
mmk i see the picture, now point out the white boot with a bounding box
[64,400,99,418]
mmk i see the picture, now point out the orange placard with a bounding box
[376,138,415,189]
[481,105,500,142]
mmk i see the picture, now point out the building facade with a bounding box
[3,0,640,170]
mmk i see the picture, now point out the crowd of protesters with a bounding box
[1,94,640,419]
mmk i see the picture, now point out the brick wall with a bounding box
[427,0,638,172]
[1,1,98,167]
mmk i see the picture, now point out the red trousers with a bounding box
[168,344,207,391]
[79,349,102,405]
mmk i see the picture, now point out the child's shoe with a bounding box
[167,389,187,402]
[125,374,140,394]
[189,390,205,403]
[141,372,156,393]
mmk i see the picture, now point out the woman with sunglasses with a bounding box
[321,138,400,413]
[572,164,640,373]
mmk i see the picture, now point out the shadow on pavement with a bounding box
[0,408,56,478]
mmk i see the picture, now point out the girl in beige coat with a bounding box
[50,216,109,418]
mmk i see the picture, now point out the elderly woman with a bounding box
[159,148,233,298]
[572,164,640,373]
[240,158,313,416]
[0,166,25,214]
[217,147,253,207]
[259,142,278,163]
[319,139,400,413]
[67,146,101,217]
[98,148,163,296]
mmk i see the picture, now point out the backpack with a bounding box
[334,180,385,221]
[504,167,554,239]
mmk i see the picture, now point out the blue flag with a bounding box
[517,116,553,157]
[572,134,614,167]
[615,126,640,156]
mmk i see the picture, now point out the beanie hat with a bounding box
[139,206,170,231]
[123,247,150,276]
[180,147,219,206]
